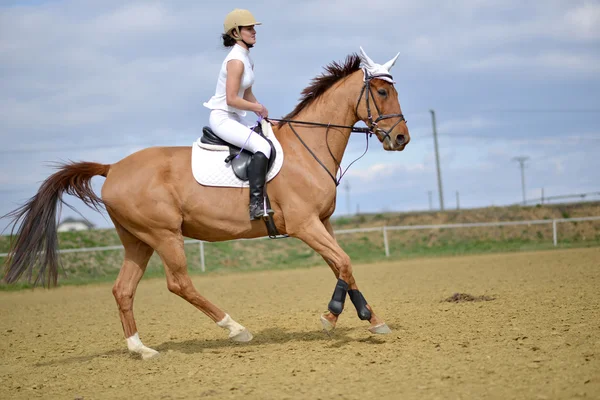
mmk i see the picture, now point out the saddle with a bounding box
[200,124,277,181]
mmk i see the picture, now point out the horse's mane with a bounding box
[281,54,361,121]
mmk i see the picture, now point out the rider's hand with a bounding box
[255,103,269,119]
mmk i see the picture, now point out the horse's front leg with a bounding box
[320,256,390,333]
[295,218,391,334]
[320,219,391,334]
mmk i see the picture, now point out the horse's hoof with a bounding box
[140,348,160,360]
[230,328,253,342]
[320,314,335,332]
[368,323,392,334]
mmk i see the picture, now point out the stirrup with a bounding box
[249,197,273,221]
[262,196,274,217]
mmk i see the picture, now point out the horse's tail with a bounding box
[2,161,110,287]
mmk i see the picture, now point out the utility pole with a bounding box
[430,110,444,210]
[428,191,433,211]
[541,187,545,205]
[512,156,529,205]
[456,191,460,210]
[344,180,351,215]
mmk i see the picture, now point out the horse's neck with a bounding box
[284,77,360,171]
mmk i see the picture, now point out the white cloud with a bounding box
[461,51,600,76]
[438,116,493,133]
[0,0,598,232]
[347,162,426,181]
[90,3,174,35]
[0,170,42,186]
[554,158,565,175]
[397,1,600,77]
[563,2,600,40]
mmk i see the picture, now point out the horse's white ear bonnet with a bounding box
[358,46,400,84]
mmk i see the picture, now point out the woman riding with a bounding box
[203,9,272,221]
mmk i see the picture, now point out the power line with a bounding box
[2,134,598,158]
[419,133,600,141]
[0,141,172,155]
[1,107,599,155]
[470,108,600,113]
[0,187,34,193]
[409,108,600,116]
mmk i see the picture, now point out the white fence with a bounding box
[1,216,599,272]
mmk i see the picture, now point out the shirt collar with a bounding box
[234,43,250,55]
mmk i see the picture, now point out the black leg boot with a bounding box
[248,152,273,220]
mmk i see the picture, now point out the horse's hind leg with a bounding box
[111,219,158,359]
[154,232,253,342]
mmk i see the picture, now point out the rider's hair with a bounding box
[222,32,237,47]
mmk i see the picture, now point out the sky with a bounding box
[1,0,599,232]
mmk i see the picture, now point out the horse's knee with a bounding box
[339,253,351,267]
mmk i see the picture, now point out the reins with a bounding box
[266,118,371,186]
[266,70,406,187]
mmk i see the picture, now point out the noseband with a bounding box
[355,71,406,143]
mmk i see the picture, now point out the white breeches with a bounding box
[209,109,271,158]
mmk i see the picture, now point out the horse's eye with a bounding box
[377,89,387,97]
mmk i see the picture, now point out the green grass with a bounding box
[2,235,598,291]
[1,202,599,290]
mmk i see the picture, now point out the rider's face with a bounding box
[238,26,256,46]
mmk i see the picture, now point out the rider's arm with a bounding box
[244,87,268,118]
[243,87,258,104]
[226,60,262,113]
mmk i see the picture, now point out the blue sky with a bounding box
[1,0,599,231]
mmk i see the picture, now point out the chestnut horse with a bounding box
[3,48,410,359]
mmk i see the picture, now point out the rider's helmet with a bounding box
[223,9,261,38]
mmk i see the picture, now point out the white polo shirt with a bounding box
[203,44,255,117]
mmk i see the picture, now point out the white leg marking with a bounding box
[217,314,253,342]
[126,332,159,360]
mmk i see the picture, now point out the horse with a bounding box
[3,47,410,359]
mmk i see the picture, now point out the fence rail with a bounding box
[2,216,599,272]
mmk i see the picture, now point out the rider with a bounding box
[203,9,273,221]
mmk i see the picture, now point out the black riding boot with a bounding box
[248,152,273,220]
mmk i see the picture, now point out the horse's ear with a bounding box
[383,53,400,72]
[359,46,376,68]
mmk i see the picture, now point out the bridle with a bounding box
[356,71,406,145]
[268,69,407,186]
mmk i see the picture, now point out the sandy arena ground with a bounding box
[1,248,599,399]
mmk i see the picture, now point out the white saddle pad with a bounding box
[191,120,284,188]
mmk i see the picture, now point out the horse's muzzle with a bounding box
[382,131,409,151]
[396,135,407,146]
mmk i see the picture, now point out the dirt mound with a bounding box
[443,293,496,303]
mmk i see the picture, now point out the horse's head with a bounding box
[355,47,410,151]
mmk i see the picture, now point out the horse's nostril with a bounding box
[396,135,405,145]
